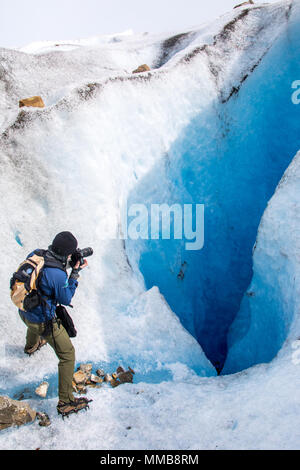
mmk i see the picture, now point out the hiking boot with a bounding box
[24,338,47,356]
[57,397,92,418]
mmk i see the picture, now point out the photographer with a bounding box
[17,231,91,416]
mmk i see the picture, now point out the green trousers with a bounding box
[20,313,75,403]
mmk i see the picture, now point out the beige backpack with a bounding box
[10,253,45,311]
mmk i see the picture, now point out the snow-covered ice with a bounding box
[0,0,300,450]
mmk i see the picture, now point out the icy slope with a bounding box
[224,150,300,374]
[0,0,300,450]
[0,21,211,131]
[0,2,288,130]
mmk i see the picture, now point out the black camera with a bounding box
[70,247,93,268]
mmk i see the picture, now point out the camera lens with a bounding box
[81,247,93,258]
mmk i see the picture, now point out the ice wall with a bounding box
[223,147,300,374]
[222,1,300,373]
[126,0,300,371]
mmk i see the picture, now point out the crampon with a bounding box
[57,397,93,418]
[24,338,47,356]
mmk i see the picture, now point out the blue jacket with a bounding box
[19,250,78,323]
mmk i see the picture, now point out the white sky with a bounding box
[0,0,279,48]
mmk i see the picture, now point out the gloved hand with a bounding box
[69,267,81,280]
[69,259,88,280]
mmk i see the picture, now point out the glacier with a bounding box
[0,0,300,450]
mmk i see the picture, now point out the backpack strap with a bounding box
[32,249,67,331]
[34,249,67,272]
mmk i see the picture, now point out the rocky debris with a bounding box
[36,412,51,427]
[234,0,254,8]
[79,363,93,375]
[35,382,49,398]
[132,64,150,74]
[19,96,45,108]
[110,366,135,388]
[104,373,113,383]
[73,370,88,385]
[90,374,102,384]
[96,369,105,378]
[77,83,102,101]
[177,261,188,280]
[0,396,36,430]
[85,373,104,387]
[85,381,98,389]
[13,388,33,401]
[73,364,102,393]
[76,383,87,394]
[155,31,198,69]
[72,364,135,392]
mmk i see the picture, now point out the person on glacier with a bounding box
[17,231,91,416]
